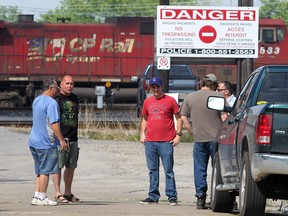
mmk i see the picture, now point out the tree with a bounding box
[39,0,220,23]
[0,6,22,22]
[260,0,288,24]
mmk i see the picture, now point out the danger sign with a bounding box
[156,6,259,58]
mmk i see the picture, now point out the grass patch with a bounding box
[7,103,194,143]
[7,124,193,143]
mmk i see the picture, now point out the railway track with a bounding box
[0,103,141,127]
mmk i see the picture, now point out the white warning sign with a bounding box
[157,56,171,70]
[156,6,259,58]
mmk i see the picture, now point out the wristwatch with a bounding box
[176,132,182,137]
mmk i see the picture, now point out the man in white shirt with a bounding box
[217,81,236,107]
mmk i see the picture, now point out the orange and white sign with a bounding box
[156,6,259,58]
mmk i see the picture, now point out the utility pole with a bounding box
[158,0,169,93]
[236,0,254,95]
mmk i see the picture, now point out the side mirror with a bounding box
[207,96,233,113]
[207,96,225,111]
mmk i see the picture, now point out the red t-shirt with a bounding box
[142,94,179,142]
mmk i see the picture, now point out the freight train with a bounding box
[0,16,287,107]
[0,15,155,107]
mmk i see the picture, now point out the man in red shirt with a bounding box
[139,76,182,206]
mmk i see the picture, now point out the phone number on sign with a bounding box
[160,48,255,55]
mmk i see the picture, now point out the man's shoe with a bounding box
[36,197,58,206]
[139,197,158,205]
[31,197,38,205]
[196,196,206,209]
[169,199,178,206]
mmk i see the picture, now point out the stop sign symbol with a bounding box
[199,25,217,43]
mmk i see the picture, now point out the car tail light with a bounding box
[256,114,272,145]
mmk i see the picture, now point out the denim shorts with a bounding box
[58,141,79,169]
[30,146,60,175]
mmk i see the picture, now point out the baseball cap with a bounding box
[149,77,162,86]
[204,73,217,82]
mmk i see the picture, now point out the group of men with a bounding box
[140,74,236,209]
[28,75,80,206]
[27,72,236,208]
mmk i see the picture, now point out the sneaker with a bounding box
[36,197,58,206]
[139,197,158,205]
[169,199,178,206]
[196,196,207,209]
[31,197,38,205]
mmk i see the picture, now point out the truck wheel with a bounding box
[239,151,266,216]
[211,151,235,213]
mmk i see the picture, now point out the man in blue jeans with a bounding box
[139,77,182,206]
[180,74,227,209]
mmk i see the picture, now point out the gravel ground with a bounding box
[0,126,285,216]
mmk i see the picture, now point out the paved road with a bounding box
[0,127,285,216]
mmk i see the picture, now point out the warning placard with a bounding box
[156,6,259,58]
[157,56,171,70]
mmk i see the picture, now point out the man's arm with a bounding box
[221,112,228,122]
[51,122,68,150]
[171,112,183,147]
[181,115,193,135]
[140,116,148,144]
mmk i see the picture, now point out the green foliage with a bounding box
[38,0,221,23]
[0,6,22,22]
[260,0,288,24]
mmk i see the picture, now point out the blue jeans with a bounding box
[193,141,216,197]
[144,141,177,202]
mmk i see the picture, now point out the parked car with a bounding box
[207,65,288,216]
[136,64,199,116]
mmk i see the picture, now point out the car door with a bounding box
[218,72,259,184]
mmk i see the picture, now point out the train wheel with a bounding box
[0,100,15,107]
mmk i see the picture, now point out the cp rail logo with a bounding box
[27,37,135,63]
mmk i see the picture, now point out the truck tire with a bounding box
[211,151,235,213]
[239,151,266,216]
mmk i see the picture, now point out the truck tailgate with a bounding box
[270,104,288,153]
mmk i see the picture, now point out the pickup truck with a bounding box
[207,65,288,216]
[136,64,198,116]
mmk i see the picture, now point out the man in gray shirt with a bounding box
[180,74,227,209]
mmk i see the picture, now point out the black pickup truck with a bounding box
[207,65,288,216]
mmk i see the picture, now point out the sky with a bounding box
[0,0,262,20]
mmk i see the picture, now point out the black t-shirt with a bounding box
[57,93,79,141]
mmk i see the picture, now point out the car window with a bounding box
[170,66,191,78]
[145,65,191,79]
[257,73,288,103]
[233,72,258,114]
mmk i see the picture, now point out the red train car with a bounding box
[0,16,154,106]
